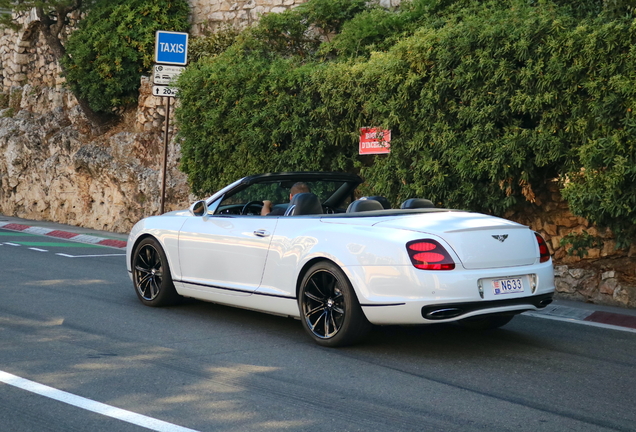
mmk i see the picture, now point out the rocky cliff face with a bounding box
[0,84,190,233]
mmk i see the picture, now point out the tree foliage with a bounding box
[62,0,190,113]
[176,0,636,245]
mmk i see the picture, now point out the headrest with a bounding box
[360,196,391,209]
[400,198,435,209]
[284,193,323,216]
[347,199,384,213]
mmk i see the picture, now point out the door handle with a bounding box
[253,229,270,237]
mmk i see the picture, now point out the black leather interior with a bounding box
[360,196,391,209]
[400,198,435,209]
[347,199,384,213]
[285,193,324,216]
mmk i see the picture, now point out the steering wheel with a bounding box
[241,200,264,215]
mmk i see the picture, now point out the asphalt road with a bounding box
[1,227,635,432]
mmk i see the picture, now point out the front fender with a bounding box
[126,215,188,280]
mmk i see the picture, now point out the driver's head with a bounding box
[290,182,310,198]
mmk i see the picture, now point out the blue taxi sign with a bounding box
[155,31,188,65]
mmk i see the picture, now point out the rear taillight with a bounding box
[535,233,550,263]
[406,239,455,270]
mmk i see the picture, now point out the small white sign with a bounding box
[153,85,179,98]
[153,64,185,85]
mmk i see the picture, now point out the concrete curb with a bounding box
[0,222,127,249]
[526,302,636,333]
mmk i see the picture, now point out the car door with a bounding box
[178,215,278,294]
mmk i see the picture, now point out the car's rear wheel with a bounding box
[458,314,514,330]
[299,261,371,347]
[132,237,179,306]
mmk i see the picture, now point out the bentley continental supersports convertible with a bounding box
[127,172,555,346]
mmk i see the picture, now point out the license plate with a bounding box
[492,277,524,295]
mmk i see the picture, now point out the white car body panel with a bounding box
[178,216,278,293]
[174,282,299,317]
[128,210,555,325]
[372,212,537,269]
[127,173,555,333]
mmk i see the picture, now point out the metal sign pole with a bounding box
[155,30,187,215]
[159,96,171,215]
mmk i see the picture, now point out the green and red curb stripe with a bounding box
[0,222,127,249]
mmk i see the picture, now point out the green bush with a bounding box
[62,0,190,113]
[189,25,241,63]
[176,0,636,245]
[560,231,604,258]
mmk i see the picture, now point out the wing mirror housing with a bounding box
[189,200,208,217]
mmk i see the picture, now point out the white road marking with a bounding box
[524,311,636,334]
[71,234,104,244]
[24,227,54,235]
[4,242,20,246]
[56,253,126,258]
[29,248,48,252]
[0,370,200,432]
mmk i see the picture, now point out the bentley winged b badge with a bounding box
[492,234,509,242]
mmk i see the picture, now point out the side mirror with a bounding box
[189,200,208,217]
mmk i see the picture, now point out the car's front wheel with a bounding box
[132,237,180,307]
[299,261,371,347]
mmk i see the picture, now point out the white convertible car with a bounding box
[127,172,555,346]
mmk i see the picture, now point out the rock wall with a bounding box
[506,183,636,308]
[189,0,402,34]
[0,83,191,233]
[0,1,634,308]
[0,9,66,91]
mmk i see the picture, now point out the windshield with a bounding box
[215,179,353,216]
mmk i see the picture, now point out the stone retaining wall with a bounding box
[506,184,636,307]
[189,0,402,34]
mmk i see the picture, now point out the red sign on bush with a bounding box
[359,128,391,155]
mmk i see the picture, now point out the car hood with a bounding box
[322,212,537,269]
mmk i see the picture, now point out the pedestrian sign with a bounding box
[155,31,188,65]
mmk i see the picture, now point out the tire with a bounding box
[132,237,180,307]
[458,314,514,330]
[298,261,371,347]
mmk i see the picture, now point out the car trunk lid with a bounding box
[371,212,538,269]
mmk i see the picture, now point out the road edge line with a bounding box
[0,370,200,432]
[524,311,636,334]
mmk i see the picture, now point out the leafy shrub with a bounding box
[176,0,636,245]
[62,0,190,113]
[560,231,604,258]
[247,0,368,58]
[177,50,356,195]
[189,25,241,63]
[320,0,453,58]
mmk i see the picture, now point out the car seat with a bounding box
[400,198,435,209]
[284,193,324,216]
[360,196,391,209]
[346,199,384,213]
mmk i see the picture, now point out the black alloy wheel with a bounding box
[132,237,179,306]
[299,261,371,347]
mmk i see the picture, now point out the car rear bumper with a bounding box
[345,261,555,325]
[361,292,554,325]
